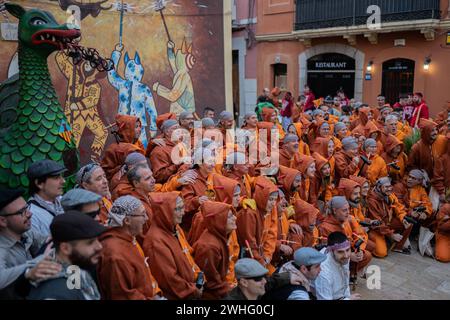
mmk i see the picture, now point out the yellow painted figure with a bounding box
[56,52,108,161]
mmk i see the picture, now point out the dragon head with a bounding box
[5,3,81,56]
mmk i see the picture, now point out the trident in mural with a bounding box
[152,0,197,117]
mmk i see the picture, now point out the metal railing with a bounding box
[294,0,441,30]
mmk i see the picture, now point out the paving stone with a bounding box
[436,281,450,296]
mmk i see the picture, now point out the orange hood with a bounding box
[312,152,329,174]
[293,153,315,175]
[310,137,333,158]
[349,175,368,188]
[419,118,438,145]
[115,114,139,143]
[293,199,318,228]
[290,122,303,138]
[253,176,278,212]
[366,121,381,139]
[384,134,403,154]
[212,174,239,205]
[201,201,233,242]
[278,166,301,195]
[148,191,181,233]
[358,107,371,126]
[262,108,276,122]
[338,178,360,199]
[156,113,177,131]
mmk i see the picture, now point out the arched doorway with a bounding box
[382,58,415,105]
[307,53,356,99]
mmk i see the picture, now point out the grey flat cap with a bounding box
[342,137,359,151]
[235,258,268,279]
[61,188,102,210]
[179,111,193,120]
[294,247,327,267]
[283,134,299,144]
[27,160,67,181]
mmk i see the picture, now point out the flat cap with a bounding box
[201,117,215,128]
[179,111,194,120]
[294,247,327,267]
[50,211,107,242]
[235,258,268,279]
[61,189,102,210]
[27,160,67,181]
[219,111,234,121]
[161,119,178,132]
[0,188,25,213]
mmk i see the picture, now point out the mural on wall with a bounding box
[108,45,157,148]
[0,0,226,164]
[49,0,112,20]
[55,51,108,161]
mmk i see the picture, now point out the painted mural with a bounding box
[0,0,226,163]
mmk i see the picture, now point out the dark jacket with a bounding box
[27,277,86,300]
[223,272,290,300]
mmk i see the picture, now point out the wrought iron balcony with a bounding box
[295,0,441,31]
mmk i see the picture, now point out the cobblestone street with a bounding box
[355,243,450,300]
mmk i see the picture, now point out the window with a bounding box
[273,63,287,90]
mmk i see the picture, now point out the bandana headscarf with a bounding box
[108,195,143,227]
[76,163,102,186]
[409,169,430,188]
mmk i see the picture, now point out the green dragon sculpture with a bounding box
[0,3,80,190]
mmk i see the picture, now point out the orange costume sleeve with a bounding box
[366,155,388,185]
[154,174,181,192]
[235,208,265,265]
[409,186,433,217]
[225,231,240,288]
[262,207,278,265]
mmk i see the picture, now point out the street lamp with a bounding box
[366,60,373,72]
[424,57,431,71]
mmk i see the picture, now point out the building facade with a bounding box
[232,0,450,118]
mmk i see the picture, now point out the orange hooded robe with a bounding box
[144,192,202,300]
[408,119,447,179]
[193,201,234,299]
[381,134,408,183]
[292,198,319,247]
[435,203,450,262]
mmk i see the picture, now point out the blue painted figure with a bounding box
[108,43,157,148]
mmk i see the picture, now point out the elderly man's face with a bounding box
[380,183,393,196]
[284,140,299,154]
[173,197,185,225]
[126,204,148,237]
[246,115,258,127]
[225,210,237,234]
[83,167,109,198]
[221,119,234,129]
[232,186,241,208]
[386,119,398,134]
[334,203,350,223]
[180,114,195,130]
[0,197,32,235]
[319,124,330,137]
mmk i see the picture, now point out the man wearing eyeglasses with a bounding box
[0,188,62,299]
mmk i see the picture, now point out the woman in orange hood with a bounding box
[310,136,336,181]
[262,107,285,140]
[381,134,408,184]
[193,201,236,299]
[311,153,334,207]
[188,174,241,288]
[144,192,203,300]
[252,176,280,267]
[292,153,317,203]
[287,122,310,156]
